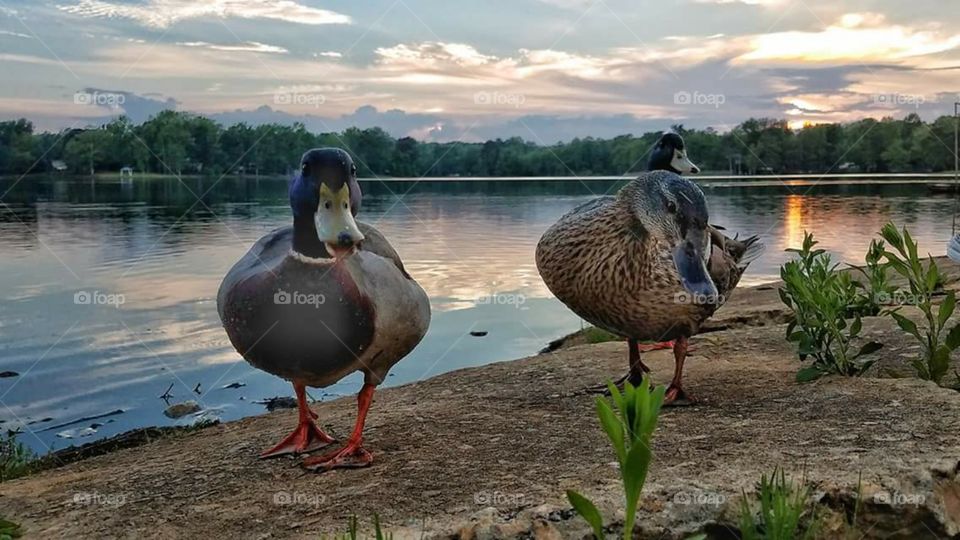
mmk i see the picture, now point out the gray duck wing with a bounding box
[567,196,615,218]
[358,221,411,278]
[217,226,293,316]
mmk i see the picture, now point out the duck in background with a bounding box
[218,148,430,471]
[949,235,960,262]
[648,132,700,175]
[536,170,762,405]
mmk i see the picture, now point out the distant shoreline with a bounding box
[2,171,959,183]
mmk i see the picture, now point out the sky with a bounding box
[0,0,959,142]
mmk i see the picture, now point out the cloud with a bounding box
[738,13,960,64]
[375,42,499,68]
[57,0,351,29]
[178,41,289,54]
[0,30,32,39]
[692,0,784,4]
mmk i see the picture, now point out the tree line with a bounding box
[0,111,957,178]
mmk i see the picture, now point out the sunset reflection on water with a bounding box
[0,176,954,452]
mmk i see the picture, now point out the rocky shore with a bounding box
[3,262,960,539]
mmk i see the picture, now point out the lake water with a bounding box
[1,175,956,454]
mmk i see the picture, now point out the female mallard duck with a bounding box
[535,170,761,405]
[633,132,701,356]
[217,148,430,470]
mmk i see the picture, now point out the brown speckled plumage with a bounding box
[536,171,761,344]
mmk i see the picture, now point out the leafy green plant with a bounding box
[738,468,816,540]
[879,223,960,384]
[0,517,23,540]
[851,239,895,316]
[0,431,35,483]
[566,377,666,540]
[780,232,883,382]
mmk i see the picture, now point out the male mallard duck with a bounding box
[648,132,700,174]
[217,148,430,470]
[535,170,761,404]
[949,235,960,262]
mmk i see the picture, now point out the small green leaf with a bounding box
[850,316,862,337]
[938,292,956,327]
[890,312,921,340]
[932,346,951,383]
[596,398,625,463]
[621,441,652,503]
[566,490,605,540]
[855,341,883,358]
[946,323,960,351]
[796,367,823,383]
[778,288,791,307]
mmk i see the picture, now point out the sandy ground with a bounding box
[3,266,960,539]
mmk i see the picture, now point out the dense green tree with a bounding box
[1,111,958,177]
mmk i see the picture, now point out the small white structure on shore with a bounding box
[51,160,67,172]
[120,166,134,180]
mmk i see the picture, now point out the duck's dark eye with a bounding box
[301,164,308,174]
[666,200,677,213]
[343,202,348,209]
[324,201,331,210]
[350,165,357,175]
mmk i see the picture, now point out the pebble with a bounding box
[164,401,202,419]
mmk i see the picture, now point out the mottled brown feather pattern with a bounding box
[536,178,761,343]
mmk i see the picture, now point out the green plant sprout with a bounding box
[566,377,665,540]
[780,232,883,381]
[323,515,393,540]
[880,222,960,384]
[0,517,23,540]
[738,468,816,540]
[0,430,35,483]
[852,238,895,317]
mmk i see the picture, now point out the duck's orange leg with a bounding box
[637,339,697,354]
[302,383,375,471]
[636,340,674,352]
[260,381,336,459]
[664,336,695,406]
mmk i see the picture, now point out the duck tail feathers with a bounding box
[738,235,764,269]
[949,235,960,263]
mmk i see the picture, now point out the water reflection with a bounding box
[0,176,954,453]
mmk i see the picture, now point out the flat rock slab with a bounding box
[3,316,960,538]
